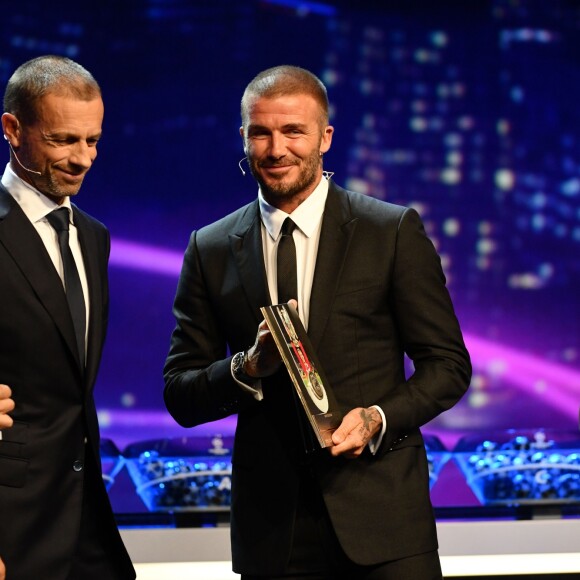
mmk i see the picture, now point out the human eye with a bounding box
[48,135,76,146]
[248,128,269,139]
[52,137,72,145]
[285,125,304,137]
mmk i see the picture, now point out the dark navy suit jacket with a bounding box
[164,181,471,575]
[0,184,134,580]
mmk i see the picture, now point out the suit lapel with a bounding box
[0,186,82,372]
[226,189,358,341]
[308,183,357,350]
[229,201,271,323]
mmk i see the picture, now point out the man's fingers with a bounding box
[0,402,15,414]
[331,408,361,444]
[330,407,378,458]
[0,384,15,433]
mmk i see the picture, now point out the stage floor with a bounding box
[121,518,580,578]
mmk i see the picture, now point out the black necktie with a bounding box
[46,208,86,364]
[276,217,315,453]
[277,217,297,304]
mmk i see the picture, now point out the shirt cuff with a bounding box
[367,405,387,455]
[230,359,264,401]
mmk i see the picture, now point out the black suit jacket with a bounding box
[0,185,135,580]
[164,181,471,575]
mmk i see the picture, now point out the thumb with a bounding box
[332,423,348,445]
[331,409,362,445]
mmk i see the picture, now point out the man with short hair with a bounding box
[164,65,471,579]
[0,55,135,580]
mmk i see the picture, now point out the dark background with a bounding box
[2,0,579,457]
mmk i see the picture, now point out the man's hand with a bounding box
[0,555,6,580]
[244,300,298,378]
[0,384,15,433]
[329,406,383,458]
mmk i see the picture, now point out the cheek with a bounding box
[247,146,268,166]
[247,142,265,157]
[39,148,65,164]
[290,141,319,159]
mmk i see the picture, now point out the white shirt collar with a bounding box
[258,175,329,241]
[1,162,73,224]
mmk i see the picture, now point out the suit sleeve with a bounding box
[379,208,471,450]
[163,231,257,427]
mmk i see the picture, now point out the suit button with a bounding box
[73,460,84,472]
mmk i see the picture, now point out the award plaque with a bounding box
[260,303,343,448]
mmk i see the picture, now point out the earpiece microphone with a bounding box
[7,141,42,176]
[238,156,247,176]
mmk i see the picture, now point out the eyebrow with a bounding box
[44,130,103,140]
[282,123,306,131]
[248,122,307,132]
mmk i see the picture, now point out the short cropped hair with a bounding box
[3,55,101,125]
[241,65,329,129]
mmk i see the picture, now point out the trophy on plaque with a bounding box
[261,303,343,448]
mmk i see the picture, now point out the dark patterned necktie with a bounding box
[277,217,297,304]
[46,208,86,364]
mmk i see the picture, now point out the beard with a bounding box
[40,167,84,199]
[20,159,84,201]
[248,146,322,202]
[44,178,79,198]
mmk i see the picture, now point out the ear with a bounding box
[239,126,247,154]
[319,125,334,155]
[1,113,20,146]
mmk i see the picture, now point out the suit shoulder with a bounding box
[332,183,412,224]
[195,200,258,246]
[72,203,109,233]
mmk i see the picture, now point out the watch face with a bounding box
[233,352,247,378]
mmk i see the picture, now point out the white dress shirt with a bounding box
[1,163,90,355]
[259,175,328,330]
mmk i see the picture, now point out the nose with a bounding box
[69,141,96,169]
[268,132,287,159]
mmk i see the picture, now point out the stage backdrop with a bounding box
[1,0,578,452]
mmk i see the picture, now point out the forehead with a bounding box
[33,93,104,131]
[245,93,322,126]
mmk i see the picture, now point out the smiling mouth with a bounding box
[261,164,296,173]
[59,169,86,179]
[63,174,84,181]
[262,167,294,181]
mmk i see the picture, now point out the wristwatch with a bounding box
[232,351,255,384]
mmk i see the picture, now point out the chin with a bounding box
[54,181,84,197]
[266,185,298,199]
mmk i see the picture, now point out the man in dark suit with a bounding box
[164,65,471,579]
[0,56,135,580]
